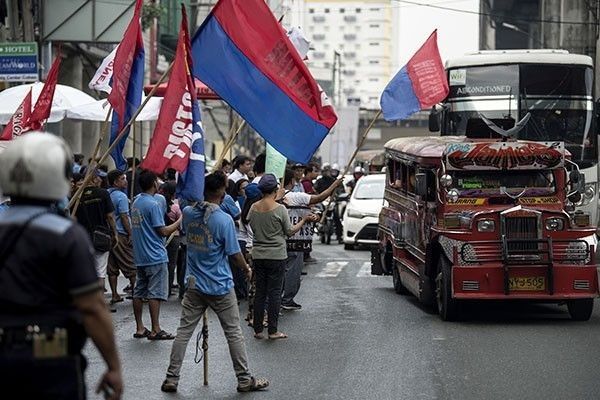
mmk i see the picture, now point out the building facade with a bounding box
[303,0,399,109]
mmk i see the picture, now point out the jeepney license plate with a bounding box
[508,276,545,291]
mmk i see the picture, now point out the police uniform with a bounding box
[0,205,100,398]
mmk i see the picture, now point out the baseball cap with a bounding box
[258,173,279,192]
[95,169,107,178]
[292,163,304,169]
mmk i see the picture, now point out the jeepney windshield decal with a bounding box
[445,141,564,170]
[451,170,555,198]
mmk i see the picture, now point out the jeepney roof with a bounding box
[384,136,467,159]
[446,49,593,69]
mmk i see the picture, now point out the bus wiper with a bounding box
[479,112,531,140]
[500,186,528,199]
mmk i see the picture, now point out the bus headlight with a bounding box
[545,217,564,231]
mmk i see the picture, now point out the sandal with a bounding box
[148,330,175,341]
[237,377,270,392]
[110,297,124,305]
[268,332,288,340]
[133,328,151,339]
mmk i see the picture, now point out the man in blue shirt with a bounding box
[131,170,181,341]
[162,171,269,394]
[107,169,136,305]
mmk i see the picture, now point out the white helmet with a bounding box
[0,132,73,201]
[331,163,340,171]
[354,166,365,174]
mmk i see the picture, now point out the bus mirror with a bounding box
[428,108,440,132]
[415,173,428,197]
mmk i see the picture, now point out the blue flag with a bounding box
[176,95,206,202]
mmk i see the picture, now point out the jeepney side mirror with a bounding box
[428,107,440,132]
[415,173,428,198]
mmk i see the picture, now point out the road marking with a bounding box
[316,261,348,277]
[356,261,373,277]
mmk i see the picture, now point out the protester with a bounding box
[346,166,365,193]
[314,163,334,194]
[280,169,343,310]
[74,168,119,300]
[249,174,316,339]
[240,183,263,325]
[159,181,182,297]
[291,163,305,192]
[252,153,266,183]
[229,155,253,183]
[301,163,319,194]
[131,170,181,340]
[125,157,142,199]
[73,153,84,174]
[221,159,232,174]
[107,170,136,306]
[0,133,122,399]
[161,171,269,393]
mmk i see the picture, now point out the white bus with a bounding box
[430,50,598,223]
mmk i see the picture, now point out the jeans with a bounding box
[282,251,303,306]
[165,285,252,386]
[253,259,286,335]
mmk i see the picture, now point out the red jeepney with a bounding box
[372,136,599,321]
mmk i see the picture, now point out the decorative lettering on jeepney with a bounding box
[445,142,564,170]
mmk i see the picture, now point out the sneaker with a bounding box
[281,302,302,311]
[161,379,178,393]
[304,256,318,264]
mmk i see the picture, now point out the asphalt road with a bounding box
[84,243,600,400]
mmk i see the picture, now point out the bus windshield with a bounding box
[443,64,597,168]
[451,170,556,198]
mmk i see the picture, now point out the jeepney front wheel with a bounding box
[435,256,459,321]
[392,260,409,295]
[567,298,594,321]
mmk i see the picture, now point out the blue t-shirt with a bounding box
[131,193,167,267]
[220,194,240,220]
[184,205,241,296]
[109,188,130,235]
[155,193,167,215]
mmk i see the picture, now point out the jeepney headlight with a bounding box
[447,189,459,203]
[477,219,495,232]
[440,174,453,188]
[545,217,564,231]
[573,211,590,227]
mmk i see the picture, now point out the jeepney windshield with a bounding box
[451,170,556,198]
[443,64,597,169]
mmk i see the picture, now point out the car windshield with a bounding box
[354,178,385,200]
[443,64,597,169]
[451,170,555,198]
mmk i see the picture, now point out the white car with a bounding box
[342,173,385,249]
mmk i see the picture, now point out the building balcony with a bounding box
[344,15,357,23]
[343,34,357,41]
[313,15,326,23]
[343,69,356,76]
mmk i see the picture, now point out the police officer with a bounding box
[0,133,123,399]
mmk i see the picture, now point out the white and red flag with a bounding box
[27,48,62,132]
[88,46,118,94]
[0,88,32,140]
[141,5,205,201]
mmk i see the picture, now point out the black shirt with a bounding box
[0,206,99,328]
[74,186,114,236]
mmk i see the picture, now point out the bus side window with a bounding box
[424,169,436,201]
[407,166,416,193]
[390,161,404,190]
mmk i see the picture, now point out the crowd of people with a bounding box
[0,132,368,399]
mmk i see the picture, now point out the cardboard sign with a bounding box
[266,142,287,179]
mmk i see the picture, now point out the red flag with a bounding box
[142,6,197,174]
[108,0,143,131]
[26,48,62,132]
[0,88,32,140]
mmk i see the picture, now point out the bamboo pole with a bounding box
[71,106,112,216]
[212,119,246,172]
[318,109,382,225]
[68,63,174,210]
[130,121,137,199]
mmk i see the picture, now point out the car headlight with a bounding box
[477,219,495,232]
[447,189,459,203]
[347,208,364,219]
[545,217,564,231]
[440,174,453,188]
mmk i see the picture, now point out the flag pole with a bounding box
[318,109,382,225]
[68,63,174,209]
[131,121,137,199]
[71,106,112,216]
[213,119,246,172]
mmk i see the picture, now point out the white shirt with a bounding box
[252,175,262,184]
[228,169,247,183]
[283,191,311,207]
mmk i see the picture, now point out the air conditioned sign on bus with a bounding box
[0,43,38,82]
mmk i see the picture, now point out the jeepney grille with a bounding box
[505,216,538,252]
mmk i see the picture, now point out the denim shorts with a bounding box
[134,263,168,301]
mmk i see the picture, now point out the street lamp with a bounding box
[501,22,544,48]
